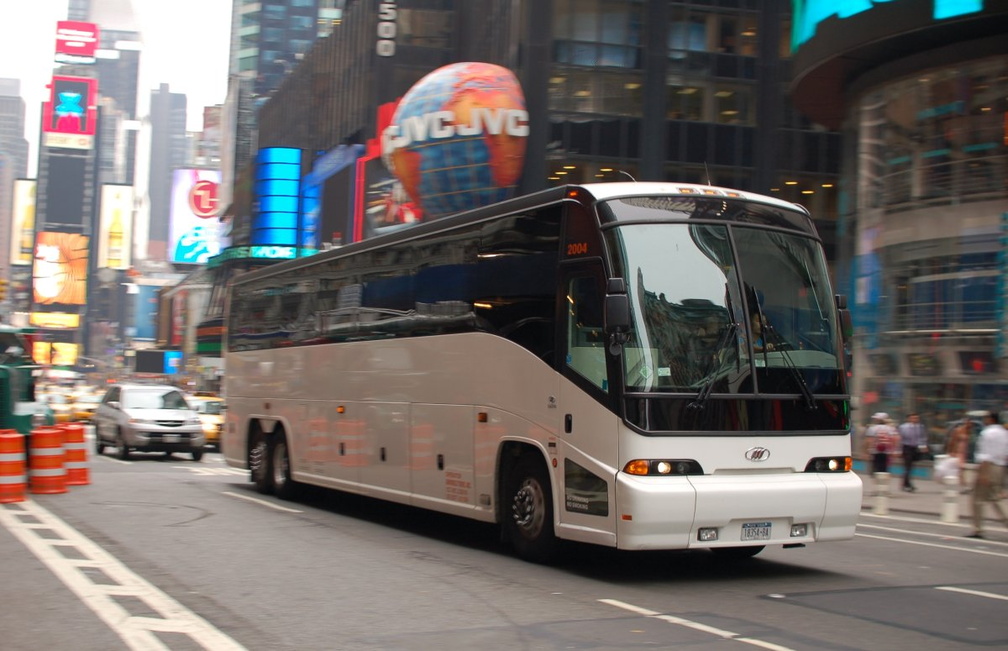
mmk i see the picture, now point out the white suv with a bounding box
[94,384,206,460]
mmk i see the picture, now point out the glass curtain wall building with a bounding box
[211,1,841,367]
[255,0,839,244]
[791,1,1008,432]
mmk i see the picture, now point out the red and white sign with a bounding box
[55,21,99,64]
[188,179,220,218]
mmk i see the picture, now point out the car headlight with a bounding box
[129,418,156,425]
[186,416,201,425]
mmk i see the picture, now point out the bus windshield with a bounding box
[605,214,843,397]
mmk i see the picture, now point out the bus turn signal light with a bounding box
[623,459,703,476]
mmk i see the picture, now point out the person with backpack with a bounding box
[864,412,898,474]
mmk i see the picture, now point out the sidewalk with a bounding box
[855,468,1008,534]
[857,469,965,519]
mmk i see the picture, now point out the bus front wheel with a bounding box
[504,454,558,563]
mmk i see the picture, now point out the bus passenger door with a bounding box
[555,271,619,543]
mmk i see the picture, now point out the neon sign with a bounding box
[792,0,985,51]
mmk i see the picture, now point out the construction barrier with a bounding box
[0,429,26,503]
[29,427,67,495]
[62,423,90,486]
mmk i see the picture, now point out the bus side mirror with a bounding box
[839,309,853,339]
[605,278,630,355]
[835,295,853,338]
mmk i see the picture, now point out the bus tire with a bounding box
[250,429,272,494]
[270,431,300,501]
[711,545,764,560]
[504,454,557,563]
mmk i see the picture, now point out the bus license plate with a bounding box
[741,522,771,541]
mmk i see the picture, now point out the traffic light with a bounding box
[0,279,8,301]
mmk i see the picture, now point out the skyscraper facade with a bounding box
[145,83,188,259]
[0,79,29,276]
[791,1,1008,423]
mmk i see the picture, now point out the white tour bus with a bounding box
[222,182,861,562]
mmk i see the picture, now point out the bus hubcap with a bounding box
[512,480,543,535]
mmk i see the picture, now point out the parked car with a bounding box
[187,395,224,449]
[94,384,205,460]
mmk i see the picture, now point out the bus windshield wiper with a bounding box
[689,322,738,410]
[765,325,816,410]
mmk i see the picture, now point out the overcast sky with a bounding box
[0,1,233,169]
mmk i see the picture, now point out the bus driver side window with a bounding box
[565,277,608,392]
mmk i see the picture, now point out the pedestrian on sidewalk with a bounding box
[863,412,897,474]
[946,416,971,492]
[966,410,1008,539]
[898,412,928,492]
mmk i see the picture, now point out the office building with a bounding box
[791,0,1008,420]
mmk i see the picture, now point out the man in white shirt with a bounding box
[967,410,1008,539]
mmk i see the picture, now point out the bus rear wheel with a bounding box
[504,454,557,563]
[250,430,271,494]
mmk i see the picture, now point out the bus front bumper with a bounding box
[614,471,863,551]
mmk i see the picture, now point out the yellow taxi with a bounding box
[72,392,102,422]
[188,394,225,449]
[45,393,75,423]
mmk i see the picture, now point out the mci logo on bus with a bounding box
[745,447,771,462]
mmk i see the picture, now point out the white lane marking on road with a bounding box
[936,586,1008,601]
[861,512,970,528]
[856,532,1008,558]
[172,466,247,476]
[98,456,132,465]
[221,490,303,513]
[599,598,796,651]
[0,499,246,651]
[858,523,1008,545]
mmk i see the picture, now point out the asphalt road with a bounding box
[1,448,1006,651]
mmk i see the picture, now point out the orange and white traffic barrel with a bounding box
[29,427,67,495]
[0,429,26,503]
[62,423,89,486]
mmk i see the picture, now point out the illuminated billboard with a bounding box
[98,184,134,269]
[789,1,1004,128]
[168,169,224,264]
[9,179,36,266]
[55,21,99,64]
[41,76,98,150]
[253,148,302,248]
[32,341,80,367]
[29,312,81,329]
[32,232,90,306]
[133,285,160,341]
[383,62,527,219]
